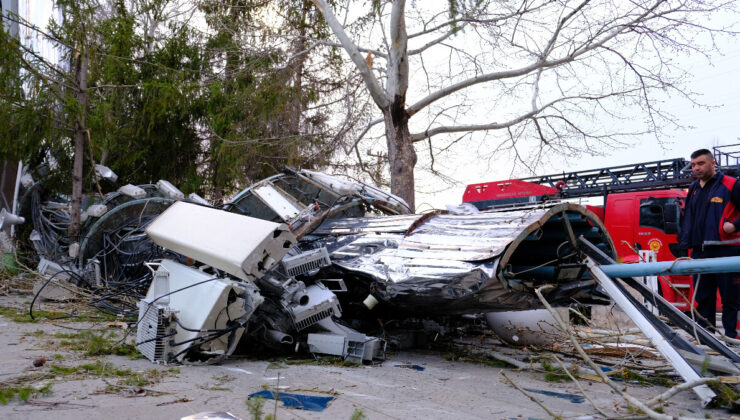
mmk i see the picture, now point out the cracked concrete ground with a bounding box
[0,294,733,420]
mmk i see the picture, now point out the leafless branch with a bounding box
[311,0,389,109]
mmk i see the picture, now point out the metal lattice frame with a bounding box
[521,158,691,199]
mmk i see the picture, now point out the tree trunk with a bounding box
[384,0,414,210]
[311,0,416,208]
[289,1,311,136]
[384,100,416,210]
[69,51,88,239]
[211,142,223,204]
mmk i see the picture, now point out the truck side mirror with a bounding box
[663,201,680,234]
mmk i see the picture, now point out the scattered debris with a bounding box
[180,412,241,420]
[156,397,193,406]
[395,364,425,371]
[522,388,585,404]
[11,166,620,365]
[248,390,335,412]
[5,164,740,417]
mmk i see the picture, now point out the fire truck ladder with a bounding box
[521,157,691,199]
[714,143,740,177]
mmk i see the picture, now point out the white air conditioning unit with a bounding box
[145,201,296,282]
[136,259,263,363]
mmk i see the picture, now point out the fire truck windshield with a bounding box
[639,197,682,234]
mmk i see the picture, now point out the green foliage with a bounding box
[78,360,131,376]
[539,359,570,382]
[0,305,117,323]
[701,356,711,376]
[55,330,140,357]
[706,380,740,409]
[0,306,41,323]
[198,0,341,199]
[0,22,55,165]
[120,368,166,386]
[2,0,349,204]
[614,369,676,387]
[0,384,51,405]
[50,364,78,375]
[246,396,267,420]
[49,360,170,392]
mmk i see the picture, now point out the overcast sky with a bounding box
[415,29,740,210]
[13,1,740,210]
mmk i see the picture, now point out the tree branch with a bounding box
[387,0,408,100]
[311,0,389,109]
[345,117,384,154]
[408,27,459,56]
[410,89,638,142]
[406,0,671,118]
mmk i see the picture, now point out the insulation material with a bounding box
[304,203,615,314]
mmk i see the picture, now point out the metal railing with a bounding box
[521,158,691,198]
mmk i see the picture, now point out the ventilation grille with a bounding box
[136,303,169,362]
[294,309,333,331]
[282,248,331,277]
[345,338,365,363]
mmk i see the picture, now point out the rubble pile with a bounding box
[8,166,618,365]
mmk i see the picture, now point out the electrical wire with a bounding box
[131,275,223,333]
[168,321,245,362]
[29,268,84,320]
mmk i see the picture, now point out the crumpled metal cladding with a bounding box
[296,203,616,314]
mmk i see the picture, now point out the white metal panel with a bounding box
[146,201,295,281]
[638,250,660,314]
[587,258,716,406]
[140,259,262,362]
[252,184,304,221]
[118,184,146,199]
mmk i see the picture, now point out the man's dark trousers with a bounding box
[692,247,740,338]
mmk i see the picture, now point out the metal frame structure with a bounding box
[586,259,717,406]
[466,149,740,212]
[521,158,691,199]
[714,143,740,176]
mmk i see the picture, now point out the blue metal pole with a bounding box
[599,256,740,277]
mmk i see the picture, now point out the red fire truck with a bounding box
[462,145,740,311]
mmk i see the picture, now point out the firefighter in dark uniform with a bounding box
[679,148,740,338]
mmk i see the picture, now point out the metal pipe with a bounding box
[511,256,740,279]
[587,258,716,406]
[600,257,740,277]
[505,265,594,280]
[577,235,740,364]
[265,329,294,345]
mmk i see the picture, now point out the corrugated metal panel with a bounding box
[303,203,616,314]
[312,215,421,234]
[317,208,549,262]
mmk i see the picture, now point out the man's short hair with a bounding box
[691,148,714,160]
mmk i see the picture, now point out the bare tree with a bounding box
[311,0,738,209]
